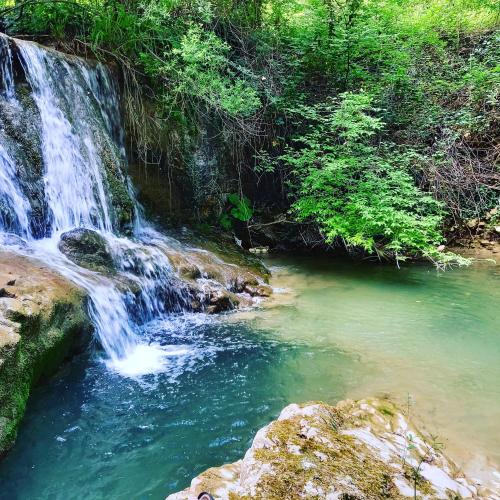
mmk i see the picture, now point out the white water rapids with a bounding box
[0,35,229,377]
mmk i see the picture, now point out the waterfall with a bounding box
[0,144,32,237]
[0,36,31,237]
[17,42,115,234]
[0,35,238,377]
[0,34,15,100]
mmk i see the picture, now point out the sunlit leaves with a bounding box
[282,92,447,259]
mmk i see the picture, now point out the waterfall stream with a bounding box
[17,42,115,234]
[0,34,237,376]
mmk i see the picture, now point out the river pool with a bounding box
[0,256,498,499]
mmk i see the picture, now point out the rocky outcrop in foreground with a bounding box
[168,398,494,500]
[0,250,92,456]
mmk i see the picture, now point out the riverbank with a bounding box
[168,398,494,499]
[230,254,500,491]
[0,250,91,456]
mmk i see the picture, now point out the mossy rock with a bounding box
[105,168,136,233]
[96,135,136,234]
[58,228,115,272]
[0,251,92,457]
[168,398,486,499]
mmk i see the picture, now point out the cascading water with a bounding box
[0,143,32,238]
[0,34,15,100]
[0,34,242,376]
[17,42,114,234]
[0,36,31,238]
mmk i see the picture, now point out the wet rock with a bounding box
[168,398,490,499]
[0,250,91,457]
[0,288,15,299]
[0,233,28,249]
[158,245,272,311]
[207,288,238,313]
[0,75,47,237]
[244,284,273,297]
[103,162,135,234]
[58,228,114,272]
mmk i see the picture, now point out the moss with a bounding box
[168,225,271,282]
[96,133,136,234]
[250,406,405,499]
[58,228,115,274]
[170,398,479,499]
[402,463,436,498]
[0,290,92,457]
[106,170,136,232]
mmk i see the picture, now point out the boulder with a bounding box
[157,245,271,312]
[58,228,114,271]
[244,284,273,297]
[167,398,490,499]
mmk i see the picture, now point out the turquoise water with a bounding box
[0,256,498,498]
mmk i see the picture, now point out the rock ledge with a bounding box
[168,398,495,499]
[0,250,92,456]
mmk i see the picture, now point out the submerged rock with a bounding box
[168,398,490,499]
[0,250,91,457]
[58,228,114,271]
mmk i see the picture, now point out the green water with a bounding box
[0,256,498,498]
[240,257,500,477]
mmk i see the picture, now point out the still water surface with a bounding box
[0,256,498,499]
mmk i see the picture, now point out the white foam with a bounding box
[108,343,192,378]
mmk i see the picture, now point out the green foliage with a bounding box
[2,0,260,122]
[218,212,233,230]
[227,193,253,222]
[219,193,253,229]
[148,25,260,117]
[3,0,497,263]
[283,92,446,260]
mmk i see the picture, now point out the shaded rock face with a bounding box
[58,228,114,271]
[168,399,491,500]
[0,250,92,457]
